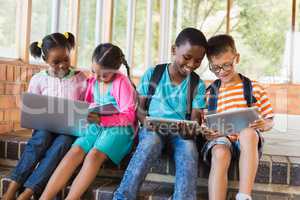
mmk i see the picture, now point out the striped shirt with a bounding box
[214,80,274,119]
[28,69,87,101]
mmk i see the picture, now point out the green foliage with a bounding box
[0,0,294,81]
[78,0,97,67]
[232,0,290,79]
[0,0,17,57]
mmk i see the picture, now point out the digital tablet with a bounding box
[206,107,259,135]
[145,116,199,126]
[88,103,119,116]
[144,116,201,135]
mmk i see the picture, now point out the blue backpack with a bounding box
[144,63,201,120]
[206,73,257,114]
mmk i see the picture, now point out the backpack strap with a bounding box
[207,74,257,113]
[186,72,200,120]
[239,73,257,107]
[144,64,167,114]
[145,64,200,120]
[206,79,221,114]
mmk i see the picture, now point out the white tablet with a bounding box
[144,116,200,135]
[145,116,198,126]
[88,104,119,116]
[206,107,259,135]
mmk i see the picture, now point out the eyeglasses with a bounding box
[209,55,237,73]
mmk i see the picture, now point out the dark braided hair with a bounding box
[92,43,135,87]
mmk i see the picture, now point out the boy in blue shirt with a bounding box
[113,27,208,200]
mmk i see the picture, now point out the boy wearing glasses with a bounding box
[202,34,274,200]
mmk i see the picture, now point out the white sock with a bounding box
[236,193,252,200]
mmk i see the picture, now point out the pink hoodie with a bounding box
[85,73,137,128]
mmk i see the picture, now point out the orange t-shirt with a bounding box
[207,79,274,141]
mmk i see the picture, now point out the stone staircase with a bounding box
[1,130,300,200]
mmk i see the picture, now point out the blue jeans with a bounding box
[10,129,75,196]
[113,128,198,200]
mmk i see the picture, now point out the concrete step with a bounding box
[1,131,300,187]
[1,131,300,200]
[1,171,300,200]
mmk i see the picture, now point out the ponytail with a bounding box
[121,56,136,89]
[63,32,75,49]
[29,41,42,58]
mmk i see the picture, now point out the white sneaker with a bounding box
[236,193,252,200]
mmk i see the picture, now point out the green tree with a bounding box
[78,0,96,67]
[231,0,290,79]
[0,0,17,57]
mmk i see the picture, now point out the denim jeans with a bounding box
[113,128,199,200]
[10,129,75,196]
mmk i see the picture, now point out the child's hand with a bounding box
[87,112,100,124]
[177,122,198,139]
[249,118,274,132]
[145,121,159,132]
[202,126,222,141]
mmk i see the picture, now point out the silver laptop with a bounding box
[21,92,90,136]
[206,107,259,135]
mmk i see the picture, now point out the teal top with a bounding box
[137,66,206,119]
[93,80,118,108]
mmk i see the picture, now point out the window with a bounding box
[59,0,71,33]
[0,0,17,58]
[112,1,160,76]
[0,0,298,84]
[133,0,147,69]
[77,0,96,68]
[150,1,161,67]
[179,0,227,38]
[231,0,291,83]
[172,0,227,79]
[290,0,300,83]
[134,0,161,74]
[297,0,300,31]
[112,0,128,53]
[31,0,52,43]
[30,0,71,63]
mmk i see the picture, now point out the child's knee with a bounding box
[239,128,259,145]
[88,149,107,161]
[69,146,85,157]
[211,145,231,165]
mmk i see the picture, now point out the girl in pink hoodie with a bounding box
[40,43,137,200]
